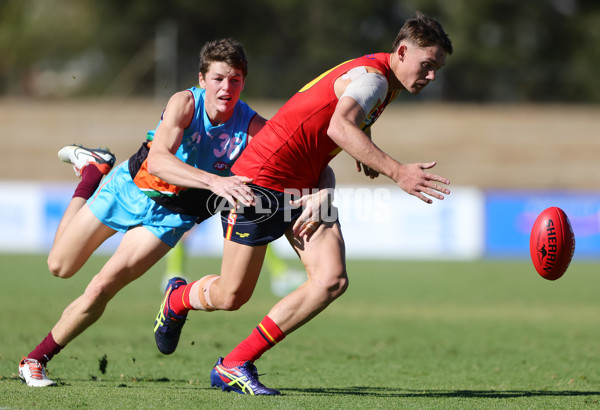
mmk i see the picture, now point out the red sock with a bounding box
[73,165,103,200]
[168,282,196,316]
[27,332,63,365]
[223,316,285,367]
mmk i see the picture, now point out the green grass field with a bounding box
[1,253,600,408]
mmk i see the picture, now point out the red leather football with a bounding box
[530,207,575,280]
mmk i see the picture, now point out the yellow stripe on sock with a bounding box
[258,323,277,344]
[181,285,191,310]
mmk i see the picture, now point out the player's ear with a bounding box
[198,72,205,88]
[397,45,407,62]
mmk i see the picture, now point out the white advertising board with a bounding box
[0,182,484,260]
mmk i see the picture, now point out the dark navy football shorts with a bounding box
[220,184,303,246]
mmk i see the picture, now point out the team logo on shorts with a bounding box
[206,185,279,226]
[227,211,238,225]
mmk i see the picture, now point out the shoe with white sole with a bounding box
[19,357,56,387]
[58,144,116,177]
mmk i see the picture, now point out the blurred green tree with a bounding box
[0,0,598,102]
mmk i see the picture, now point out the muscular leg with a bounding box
[51,226,171,345]
[215,220,347,373]
[269,220,348,334]
[188,222,346,324]
[208,241,267,311]
[47,204,116,278]
[53,197,87,246]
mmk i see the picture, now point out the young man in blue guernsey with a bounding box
[19,38,331,387]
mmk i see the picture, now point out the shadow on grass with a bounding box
[11,376,209,388]
[9,375,599,399]
[282,387,600,399]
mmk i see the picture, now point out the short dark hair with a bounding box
[392,11,453,55]
[199,38,248,78]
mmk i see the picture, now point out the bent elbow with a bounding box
[145,153,162,177]
[146,161,158,177]
[327,120,344,145]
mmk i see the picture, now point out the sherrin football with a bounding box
[529,207,575,281]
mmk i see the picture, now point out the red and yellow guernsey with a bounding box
[231,53,398,193]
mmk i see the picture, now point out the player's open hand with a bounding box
[395,161,450,204]
[210,175,255,208]
[289,188,334,241]
[355,160,380,179]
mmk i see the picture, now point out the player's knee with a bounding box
[47,254,76,278]
[84,277,116,307]
[312,268,348,302]
[219,291,250,311]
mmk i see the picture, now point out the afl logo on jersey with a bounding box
[213,161,229,171]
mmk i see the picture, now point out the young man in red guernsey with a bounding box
[154,12,453,395]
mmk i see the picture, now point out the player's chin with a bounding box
[411,83,427,94]
[217,101,235,113]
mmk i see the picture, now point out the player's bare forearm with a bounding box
[147,135,214,190]
[328,115,397,178]
[328,111,450,204]
[148,148,254,206]
[146,91,212,189]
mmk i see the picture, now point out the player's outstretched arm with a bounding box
[327,96,450,204]
[147,92,255,207]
